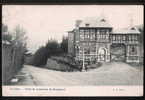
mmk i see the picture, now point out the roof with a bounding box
[112,26,140,34]
[79,16,112,28]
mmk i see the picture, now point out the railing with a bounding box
[111,40,139,44]
[75,54,110,61]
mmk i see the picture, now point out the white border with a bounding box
[2,86,143,96]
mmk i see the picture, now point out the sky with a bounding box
[2,5,144,53]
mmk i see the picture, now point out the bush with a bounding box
[45,58,79,72]
[2,34,12,42]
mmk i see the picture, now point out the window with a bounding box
[85,23,90,27]
[106,29,109,34]
[85,29,89,33]
[84,33,89,39]
[131,27,135,30]
[95,29,98,34]
[94,33,97,40]
[79,29,84,35]
[132,47,135,52]
[123,35,126,41]
[90,29,95,33]
[100,30,106,34]
[76,46,79,53]
[129,46,137,55]
[80,29,84,41]
[135,35,138,41]
[128,35,131,41]
[90,32,95,41]
[90,33,93,40]
[84,29,90,40]
[118,35,121,40]
[99,29,107,39]
[84,49,90,54]
[113,35,116,40]
[90,29,95,40]
[79,47,83,54]
[132,35,138,41]
[80,34,84,40]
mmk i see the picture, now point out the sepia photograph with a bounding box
[2,5,144,96]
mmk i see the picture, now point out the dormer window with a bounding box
[101,19,106,22]
[131,27,135,30]
[85,23,90,27]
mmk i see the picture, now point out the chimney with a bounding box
[75,20,82,28]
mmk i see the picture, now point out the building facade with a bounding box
[68,16,140,66]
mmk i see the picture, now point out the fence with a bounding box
[2,42,24,85]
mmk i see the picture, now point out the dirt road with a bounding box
[11,62,143,86]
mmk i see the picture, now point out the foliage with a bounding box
[2,24,8,32]
[30,39,63,66]
[2,33,12,42]
[60,36,68,53]
[29,36,68,66]
[46,58,79,72]
[2,24,12,42]
[2,24,28,49]
[2,24,28,84]
[12,25,28,48]
[31,46,48,66]
[136,25,144,45]
[45,39,62,57]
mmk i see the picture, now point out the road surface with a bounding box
[10,62,143,86]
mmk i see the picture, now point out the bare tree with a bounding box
[12,25,28,47]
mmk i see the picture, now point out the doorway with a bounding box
[98,48,107,62]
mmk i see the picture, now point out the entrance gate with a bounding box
[110,43,126,62]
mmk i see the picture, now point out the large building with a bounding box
[68,16,141,66]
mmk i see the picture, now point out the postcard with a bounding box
[2,5,144,96]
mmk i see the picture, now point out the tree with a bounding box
[12,25,28,48]
[45,39,62,56]
[32,46,48,66]
[2,24,12,42]
[60,36,68,53]
[10,25,28,66]
[138,26,144,45]
[2,24,8,33]
[2,33,12,42]
[136,25,144,45]
[30,39,62,66]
